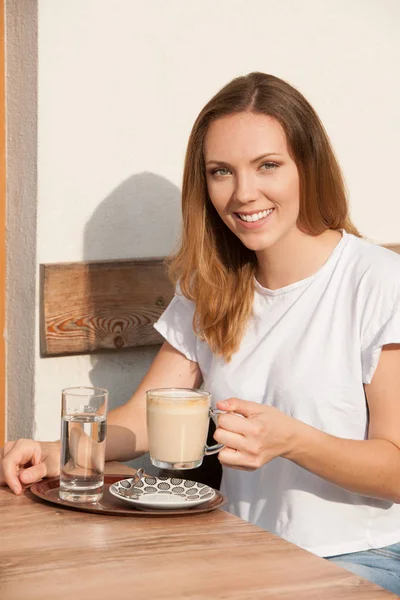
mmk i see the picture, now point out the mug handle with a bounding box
[204,408,227,456]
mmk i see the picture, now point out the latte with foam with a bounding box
[146,389,210,468]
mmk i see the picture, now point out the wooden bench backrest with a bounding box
[40,244,400,357]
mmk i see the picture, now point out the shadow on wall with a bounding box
[83,171,223,488]
[83,172,182,475]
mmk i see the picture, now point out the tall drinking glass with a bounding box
[59,386,108,502]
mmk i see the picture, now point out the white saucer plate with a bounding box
[109,475,216,509]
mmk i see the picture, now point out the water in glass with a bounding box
[59,413,106,502]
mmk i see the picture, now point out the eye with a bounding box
[260,162,278,171]
[209,167,231,177]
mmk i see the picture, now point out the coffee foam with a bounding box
[148,389,209,399]
[147,395,209,414]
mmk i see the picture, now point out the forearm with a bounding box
[102,342,202,462]
[285,421,400,503]
[105,403,148,462]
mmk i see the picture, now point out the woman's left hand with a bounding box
[214,397,299,470]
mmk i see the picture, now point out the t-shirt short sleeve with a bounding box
[361,308,400,384]
[357,246,400,384]
[153,293,198,363]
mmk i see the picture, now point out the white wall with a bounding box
[6,0,400,446]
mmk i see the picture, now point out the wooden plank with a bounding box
[41,242,400,359]
[40,258,174,357]
[0,480,395,599]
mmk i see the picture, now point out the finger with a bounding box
[214,428,248,453]
[31,444,43,466]
[2,440,40,494]
[0,442,16,484]
[19,462,48,485]
[217,397,262,418]
[1,441,44,486]
[217,412,255,435]
[3,440,17,456]
[218,446,255,469]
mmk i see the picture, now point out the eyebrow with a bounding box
[205,153,283,167]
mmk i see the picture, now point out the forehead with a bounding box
[204,112,289,160]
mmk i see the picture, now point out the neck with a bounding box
[255,228,343,290]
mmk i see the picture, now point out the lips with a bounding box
[236,208,274,223]
[234,208,275,229]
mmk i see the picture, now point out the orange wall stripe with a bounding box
[0,0,6,445]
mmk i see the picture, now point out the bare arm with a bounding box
[105,341,202,461]
[216,344,400,503]
[285,343,400,502]
[0,341,202,493]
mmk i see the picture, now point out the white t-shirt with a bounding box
[154,231,400,557]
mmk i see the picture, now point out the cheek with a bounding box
[207,182,231,214]
[273,173,300,208]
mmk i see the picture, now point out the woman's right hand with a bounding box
[0,439,60,495]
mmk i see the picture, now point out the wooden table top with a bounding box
[0,462,396,600]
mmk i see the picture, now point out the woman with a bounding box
[2,72,400,593]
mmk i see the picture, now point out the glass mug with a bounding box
[146,388,225,469]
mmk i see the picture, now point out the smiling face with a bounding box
[204,112,302,256]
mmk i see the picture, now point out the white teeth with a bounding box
[238,208,273,222]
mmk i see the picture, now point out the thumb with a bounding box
[19,462,48,485]
[217,397,262,417]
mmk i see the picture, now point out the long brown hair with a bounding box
[169,72,360,361]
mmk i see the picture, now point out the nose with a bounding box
[233,172,258,205]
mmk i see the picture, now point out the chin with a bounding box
[238,234,277,252]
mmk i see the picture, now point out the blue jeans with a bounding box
[327,542,400,596]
